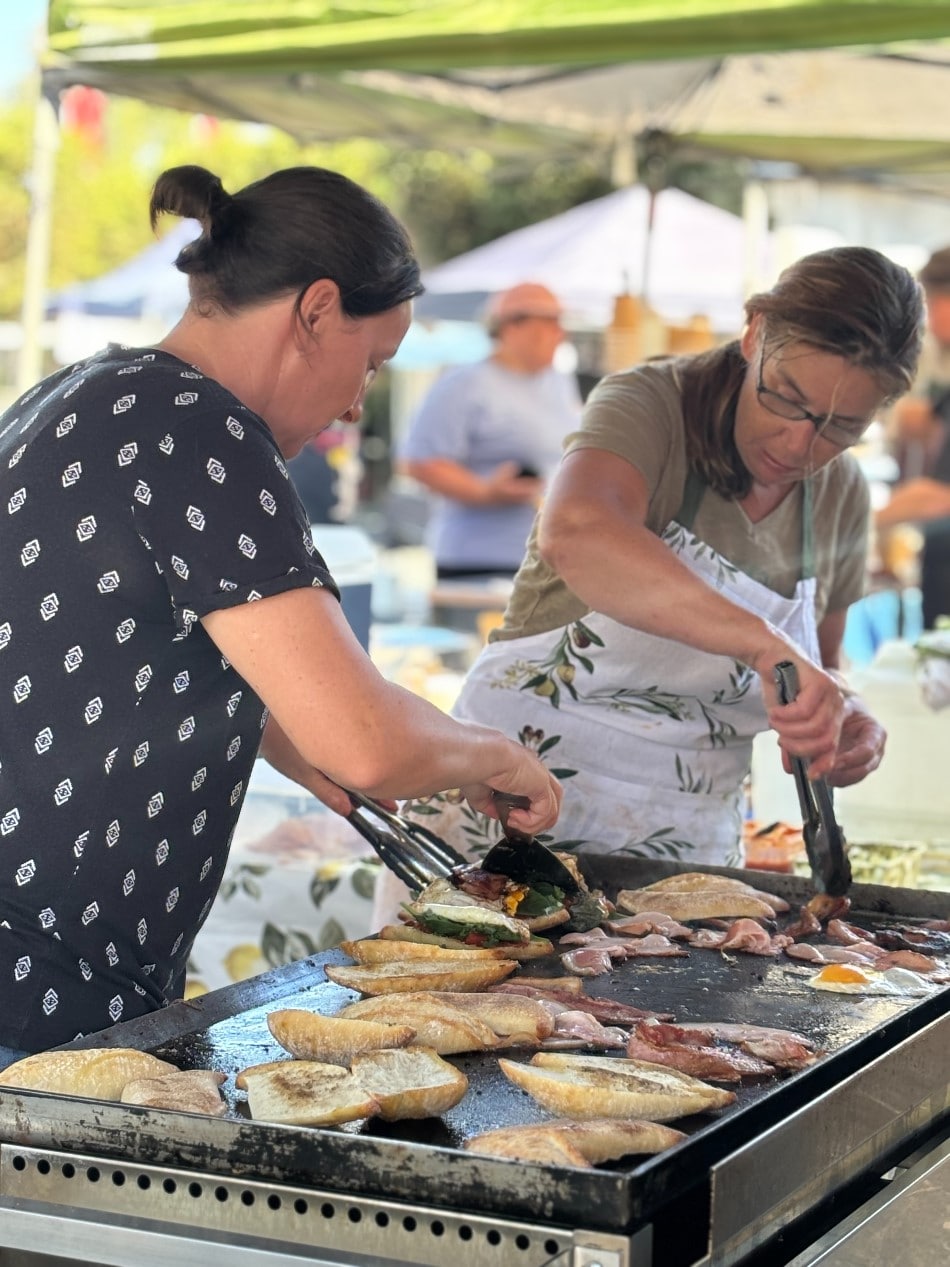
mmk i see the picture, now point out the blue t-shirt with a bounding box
[400,358,581,570]
[0,345,338,1050]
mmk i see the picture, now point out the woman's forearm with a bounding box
[541,509,792,673]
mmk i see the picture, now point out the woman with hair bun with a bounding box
[401,247,923,871]
[0,165,561,1059]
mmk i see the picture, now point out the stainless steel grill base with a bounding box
[0,1144,636,1267]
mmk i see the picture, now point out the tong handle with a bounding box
[772,661,816,824]
[773,659,800,708]
[491,790,532,843]
[772,663,851,896]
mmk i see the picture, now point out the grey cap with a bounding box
[919,247,950,291]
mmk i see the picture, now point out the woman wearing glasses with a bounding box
[409,247,922,866]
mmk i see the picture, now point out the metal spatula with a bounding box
[773,661,852,897]
[481,792,582,896]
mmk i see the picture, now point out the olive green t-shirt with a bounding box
[496,358,870,641]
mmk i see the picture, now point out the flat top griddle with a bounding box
[2,861,948,1235]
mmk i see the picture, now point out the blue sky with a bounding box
[0,0,49,100]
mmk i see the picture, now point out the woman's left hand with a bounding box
[823,697,887,788]
[780,696,886,788]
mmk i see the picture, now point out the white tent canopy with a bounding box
[416,183,765,333]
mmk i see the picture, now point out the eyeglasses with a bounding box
[755,351,871,449]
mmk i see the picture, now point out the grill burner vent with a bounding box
[1,1144,627,1266]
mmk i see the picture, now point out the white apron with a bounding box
[420,472,820,867]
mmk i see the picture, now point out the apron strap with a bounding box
[675,469,816,582]
[801,478,815,581]
[673,468,706,532]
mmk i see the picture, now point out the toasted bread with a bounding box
[266,1009,416,1064]
[339,994,500,1054]
[340,937,508,963]
[325,958,517,996]
[465,1126,591,1167]
[615,890,776,921]
[234,1059,292,1090]
[380,923,555,961]
[120,1069,227,1116]
[426,992,556,1044]
[350,1045,468,1120]
[0,1047,178,1102]
[240,1060,378,1126]
[466,1118,685,1165]
[514,975,584,994]
[498,1053,735,1122]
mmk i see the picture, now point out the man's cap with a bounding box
[484,282,564,333]
[919,247,950,292]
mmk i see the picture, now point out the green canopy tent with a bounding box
[21,1,950,389]
[40,2,950,169]
[42,1,950,76]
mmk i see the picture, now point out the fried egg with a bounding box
[807,964,935,996]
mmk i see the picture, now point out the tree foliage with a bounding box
[0,85,741,320]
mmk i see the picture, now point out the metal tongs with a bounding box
[345,790,467,891]
[345,789,580,896]
[773,661,852,897]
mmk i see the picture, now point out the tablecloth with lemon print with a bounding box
[185,801,380,997]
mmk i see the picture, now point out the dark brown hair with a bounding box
[679,245,923,497]
[149,164,423,319]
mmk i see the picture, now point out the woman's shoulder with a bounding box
[586,358,683,409]
[815,448,867,497]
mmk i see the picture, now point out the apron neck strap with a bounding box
[674,468,706,531]
[801,477,815,580]
[676,469,816,582]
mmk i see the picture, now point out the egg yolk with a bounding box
[817,964,870,985]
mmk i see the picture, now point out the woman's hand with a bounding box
[753,639,845,781]
[823,698,886,788]
[459,742,563,837]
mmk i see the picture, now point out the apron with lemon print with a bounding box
[432,471,820,866]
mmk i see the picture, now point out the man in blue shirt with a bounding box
[400,283,582,578]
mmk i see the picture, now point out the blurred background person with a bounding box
[399,282,582,580]
[878,246,950,628]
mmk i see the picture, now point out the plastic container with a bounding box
[742,820,806,873]
[311,524,378,651]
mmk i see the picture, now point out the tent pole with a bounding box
[18,76,59,394]
[742,177,771,297]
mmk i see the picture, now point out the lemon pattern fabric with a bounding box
[186,856,380,995]
[0,345,338,1052]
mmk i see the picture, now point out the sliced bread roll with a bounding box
[120,1069,227,1116]
[0,1047,178,1102]
[498,1053,736,1122]
[240,1060,378,1126]
[234,1058,293,1090]
[350,1045,468,1120]
[339,994,500,1054]
[266,1009,416,1064]
[325,958,516,996]
[615,890,776,921]
[466,1118,686,1165]
[425,992,556,1044]
[378,924,555,961]
[634,873,788,909]
[464,1126,591,1168]
[340,937,508,963]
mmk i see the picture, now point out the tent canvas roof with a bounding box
[41,5,950,181]
[417,183,756,332]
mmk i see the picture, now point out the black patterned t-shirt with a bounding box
[0,345,338,1051]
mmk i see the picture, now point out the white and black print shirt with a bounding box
[0,345,337,1051]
